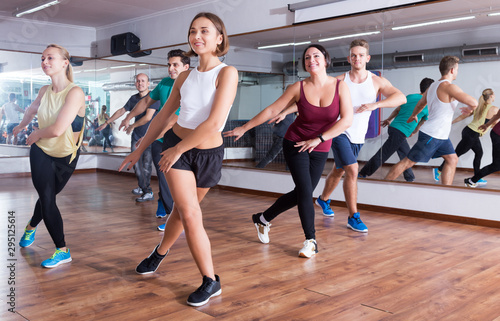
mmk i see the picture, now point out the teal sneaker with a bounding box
[477,178,487,186]
[156,200,167,218]
[315,196,334,217]
[157,223,165,231]
[19,225,37,248]
[347,213,368,233]
[433,168,441,182]
[41,248,72,268]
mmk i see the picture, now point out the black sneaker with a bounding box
[135,245,168,274]
[186,275,222,307]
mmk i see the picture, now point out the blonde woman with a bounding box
[14,44,86,268]
[434,88,498,184]
[120,12,237,306]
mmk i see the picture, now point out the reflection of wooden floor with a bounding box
[3,172,500,320]
[224,160,500,191]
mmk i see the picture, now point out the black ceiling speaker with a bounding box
[110,32,141,56]
[128,50,152,58]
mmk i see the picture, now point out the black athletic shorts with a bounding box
[162,129,224,188]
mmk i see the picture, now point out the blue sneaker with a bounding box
[19,224,37,248]
[477,178,487,186]
[41,248,72,268]
[433,168,441,182]
[156,200,167,218]
[157,224,165,231]
[347,213,368,233]
[315,196,334,217]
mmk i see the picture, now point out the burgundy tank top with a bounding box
[493,121,500,136]
[284,79,341,152]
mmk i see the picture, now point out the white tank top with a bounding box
[343,71,378,144]
[178,63,231,132]
[3,102,20,123]
[420,79,459,139]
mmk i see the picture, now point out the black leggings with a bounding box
[439,126,482,174]
[29,144,79,248]
[471,130,500,183]
[263,139,328,240]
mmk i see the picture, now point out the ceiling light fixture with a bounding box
[488,12,500,17]
[110,64,136,69]
[391,15,476,31]
[257,41,311,50]
[318,31,381,43]
[13,0,60,18]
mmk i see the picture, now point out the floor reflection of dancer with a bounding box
[434,88,498,185]
[14,44,86,268]
[224,44,353,258]
[119,12,237,307]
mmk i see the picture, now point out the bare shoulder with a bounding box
[218,65,238,80]
[335,73,346,81]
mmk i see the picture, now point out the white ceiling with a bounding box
[0,0,499,55]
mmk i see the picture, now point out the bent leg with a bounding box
[440,153,458,185]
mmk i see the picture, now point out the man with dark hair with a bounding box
[386,56,478,185]
[359,77,434,181]
[120,49,190,225]
[98,73,159,201]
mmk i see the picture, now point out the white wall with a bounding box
[0,16,95,57]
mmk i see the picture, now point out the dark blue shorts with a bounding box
[162,129,224,188]
[407,131,455,163]
[7,123,19,134]
[331,134,363,169]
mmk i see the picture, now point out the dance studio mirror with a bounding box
[1,0,499,190]
[226,0,500,189]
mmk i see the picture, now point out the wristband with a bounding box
[317,134,325,143]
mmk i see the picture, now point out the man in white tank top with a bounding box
[315,39,406,233]
[385,56,478,185]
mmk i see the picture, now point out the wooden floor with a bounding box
[2,172,500,320]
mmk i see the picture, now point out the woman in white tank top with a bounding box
[120,12,238,307]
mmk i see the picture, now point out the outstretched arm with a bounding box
[119,95,157,131]
[13,86,48,136]
[223,82,299,141]
[407,91,428,123]
[357,77,406,113]
[381,105,402,127]
[97,107,126,131]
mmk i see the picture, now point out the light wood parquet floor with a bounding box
[1,172,500,320]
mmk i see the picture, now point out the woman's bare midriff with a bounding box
[172,123,223,149]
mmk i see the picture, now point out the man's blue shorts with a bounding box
[331,134,363,169]
[407,131,455,163]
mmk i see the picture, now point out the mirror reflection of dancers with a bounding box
[224,44,353,258]
[434,89,498,185]
[97,105,114,152]
[14,44,86,268]
[120,12,237,307]
[465,92,500,187]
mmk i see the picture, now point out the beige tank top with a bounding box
[35,83,84,163]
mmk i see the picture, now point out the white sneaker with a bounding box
[132,187,143,195]
[298,239,318,258]
[252,213,271,244]
[136,192,154,202]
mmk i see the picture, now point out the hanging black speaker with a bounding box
[110,32,141,56]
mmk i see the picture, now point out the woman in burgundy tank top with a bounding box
[224,44,353,258]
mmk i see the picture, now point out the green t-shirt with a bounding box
[390,93,428,137]
[149,77,180,142]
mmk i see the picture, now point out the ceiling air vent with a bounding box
[331,59,350,68]
[462,47,498,57]
[393,53,424,63]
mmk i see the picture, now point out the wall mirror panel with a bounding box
[226,0,500,190]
